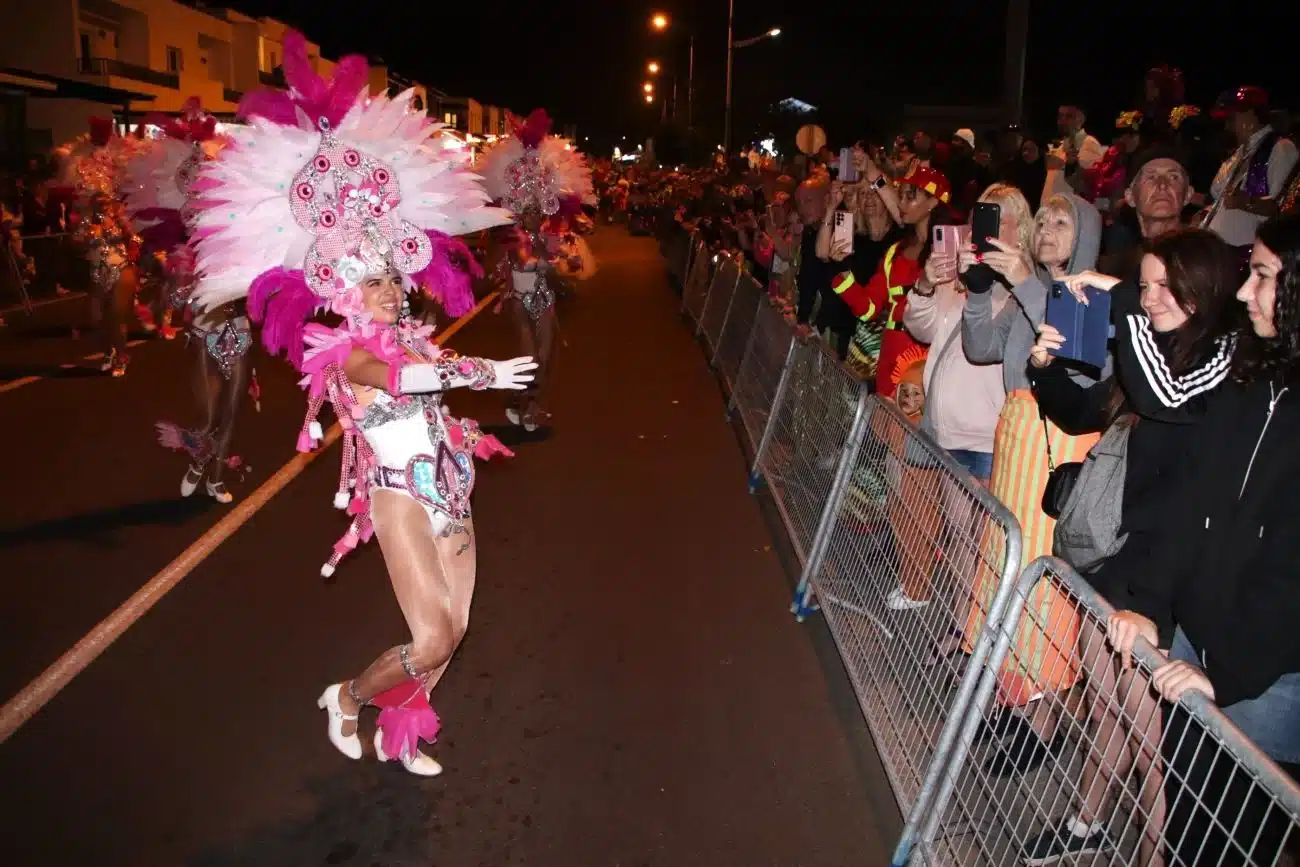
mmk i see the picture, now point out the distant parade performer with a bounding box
[122,98,255,504]
[53,118,145,377]
[188,31,533,776]
[477,110,595,430]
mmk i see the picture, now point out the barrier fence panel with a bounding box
[712,274,765,397]
[665,228,690,287]
[682,242,714,326]
[906,557,1300,867]
[698,253,743,355]
[748,340,867,568]
[729,299,798,458]
[790,396,1024,828]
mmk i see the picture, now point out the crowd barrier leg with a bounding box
[747,334,800,493]
[790,388,873,623]
[705,266,745,362]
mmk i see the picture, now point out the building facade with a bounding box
[0,0,453,150]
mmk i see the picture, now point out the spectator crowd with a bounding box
[614,67,1300,865]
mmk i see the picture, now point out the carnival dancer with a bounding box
[189,32,530,776]
[55,119,144,376]
[477,110,595,430]
[122,99,252,504]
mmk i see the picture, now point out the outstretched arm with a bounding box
[344,347,536,395]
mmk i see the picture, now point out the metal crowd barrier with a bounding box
[904,557,1300,867]
[698,254,743,357]
[655,227,1300,867]
[681,238,714,326]
[712,271,764,398]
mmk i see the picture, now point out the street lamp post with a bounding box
[724,11,781,154]
[650,12,695,130]
[724,0,734,155]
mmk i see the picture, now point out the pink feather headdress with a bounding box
[187,29,509,367]
[476,108,596,218]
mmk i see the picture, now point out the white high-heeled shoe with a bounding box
[180,465,203,497]
[206,480,233,504]
[374,728,443,776]
[317,684,362,760]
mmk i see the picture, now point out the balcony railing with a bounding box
[79,56,179,90]
[259,68,285,87]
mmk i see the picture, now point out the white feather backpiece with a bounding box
[476,134,595,209]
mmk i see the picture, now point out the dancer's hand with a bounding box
[490,357,538,390]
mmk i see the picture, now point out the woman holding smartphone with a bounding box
[826,163,956,396]
[958,192,1106,777]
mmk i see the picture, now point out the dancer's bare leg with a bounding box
[202,349,249,486]
[335,491,477,731]
[193,340,223,438]
[506,298,538,420]
[106,267,134,359]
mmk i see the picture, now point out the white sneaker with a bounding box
[317,684,362,760]
[374,728,442,776]
[886,586,931,611]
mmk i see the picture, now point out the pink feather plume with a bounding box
[511,109,552,149]
[247,267,322,370]
[410,230,482,318]
[238,31,368,130]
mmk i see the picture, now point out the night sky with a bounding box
[235,1,1300,154]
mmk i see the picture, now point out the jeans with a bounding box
[948,449,993,483]
[1169,626,1300,764]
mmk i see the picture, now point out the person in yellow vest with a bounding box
[829,165,957,396]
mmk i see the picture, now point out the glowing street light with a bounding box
[644,93,654,104]
[643,82,654,93]
[651,12,668,30]
[647,61,660,74]
[768,28,781,37]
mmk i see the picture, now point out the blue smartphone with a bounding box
[1045,282,1112,370]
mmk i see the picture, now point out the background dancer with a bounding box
[477,110,595,430]
[123,100,251,504]
[190,32,531,776]
[55,119,143,377]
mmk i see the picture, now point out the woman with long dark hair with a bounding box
[1074,214,1300,864]
[1019,228,1243,865]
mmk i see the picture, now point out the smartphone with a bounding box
[838,147,860,184]
[1045,282,1112,370]
[832,210,855,255]
[972,201,1001,254]
[932,225,969,259]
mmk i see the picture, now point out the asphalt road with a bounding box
[0,227,899,866]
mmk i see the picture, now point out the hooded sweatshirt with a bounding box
[962,193,1104,393]
[904,280,1008,453]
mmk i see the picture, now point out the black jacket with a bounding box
[1116,314,1300,707]
[1027,361,1186,635]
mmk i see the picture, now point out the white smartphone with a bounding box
[832,210,855,255]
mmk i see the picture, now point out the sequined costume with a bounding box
[57,120,143,375]
[186,31,518,774]
[123,99,254,501]
[476,110,596,427]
